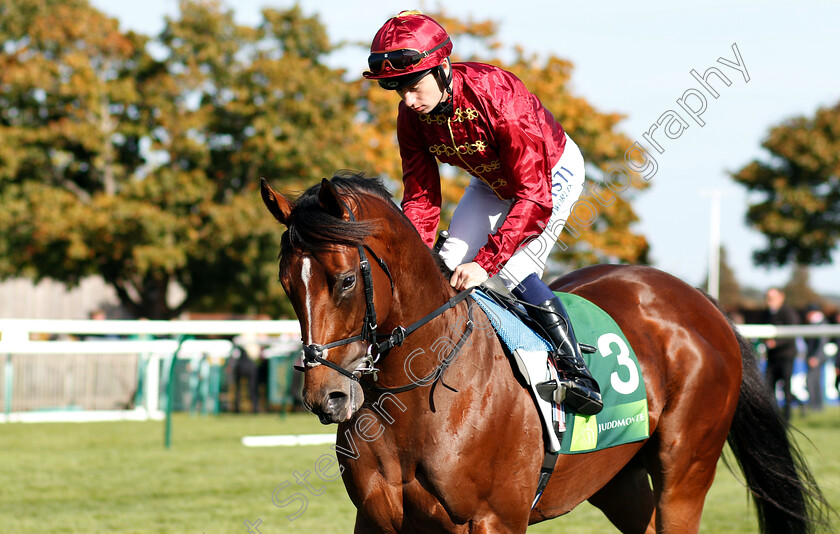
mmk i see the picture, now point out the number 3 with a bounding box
[598,333,639,395]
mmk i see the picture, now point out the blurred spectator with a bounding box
[761,287,799,421]
[231,336,267,414]
[803,304,829,412]
[84,309,120,340]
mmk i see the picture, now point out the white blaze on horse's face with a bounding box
[300,255,314,346]
[283,250,366,424]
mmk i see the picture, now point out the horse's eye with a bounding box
[341,275,356,291]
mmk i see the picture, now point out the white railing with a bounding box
[0,318,301,342]
[736,323,840,340]
[1,320,837,422]
[0,319,302,422]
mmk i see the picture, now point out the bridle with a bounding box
[297,236,392,382]
[296,200,473,386]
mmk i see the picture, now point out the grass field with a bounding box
[1,407,837,533]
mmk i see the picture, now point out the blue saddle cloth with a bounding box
[471,290,551,353]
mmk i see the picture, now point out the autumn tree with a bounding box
[732,102,840,267]
[0,0,371,318]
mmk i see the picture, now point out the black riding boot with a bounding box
[530,297,603,416]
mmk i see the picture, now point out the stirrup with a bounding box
[536,379,603,416]
[536,379,565,404]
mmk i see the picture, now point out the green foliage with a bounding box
[0,0,367,318]
[732,102,840,267]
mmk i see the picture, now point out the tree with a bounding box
[731,102,840,267]
[0,0,371,318]
[782,264,822,310]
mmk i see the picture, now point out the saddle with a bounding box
[472,282,650,455]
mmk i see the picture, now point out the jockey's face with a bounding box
[397,66,448,114]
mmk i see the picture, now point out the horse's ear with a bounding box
[318,177,348,220]
[260,177,293,226]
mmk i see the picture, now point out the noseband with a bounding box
[297,199,473,384]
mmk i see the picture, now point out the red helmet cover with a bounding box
[364,11,452,80]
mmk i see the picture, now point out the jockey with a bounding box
[363,11,602,416]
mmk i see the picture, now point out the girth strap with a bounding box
[531,451,559,510]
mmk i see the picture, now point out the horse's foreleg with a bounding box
[347,474,403,533]
[355,510,407,534]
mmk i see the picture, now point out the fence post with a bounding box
[3,353,12,419]
[164,336,187,449]
[146,355,161,414]
[133,354,146,410]
[2,322,28,420]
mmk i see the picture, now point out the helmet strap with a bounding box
[429,59,453,115]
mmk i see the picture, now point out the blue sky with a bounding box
[90,0,840,295]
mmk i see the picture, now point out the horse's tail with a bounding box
[724,316,831,534]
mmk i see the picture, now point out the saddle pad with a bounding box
[471,289,650,454]
[471,290,552,352]
[555,292,649,454]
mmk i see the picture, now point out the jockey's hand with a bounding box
[450,262,488,291]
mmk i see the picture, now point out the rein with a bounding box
[364,293,475,394]
[297,199,474,387]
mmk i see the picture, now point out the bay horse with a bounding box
[261,172,828,533]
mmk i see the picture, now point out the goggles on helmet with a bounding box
[367,37,451,74]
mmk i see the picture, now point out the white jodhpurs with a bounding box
[438,133,585,290]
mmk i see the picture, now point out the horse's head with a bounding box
[261,172,406,424]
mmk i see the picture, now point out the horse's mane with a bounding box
[280,170,394,256]
[279,170,453,277]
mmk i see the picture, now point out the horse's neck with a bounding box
[376,212,455,331]
[386,255,455,331]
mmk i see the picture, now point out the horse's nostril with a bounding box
[326,391,348,414]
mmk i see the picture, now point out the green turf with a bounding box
[1,407,837,533]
